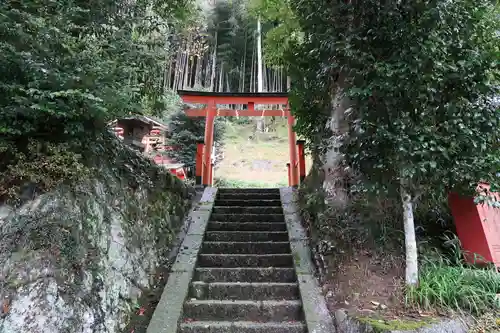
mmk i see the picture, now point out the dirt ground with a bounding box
[215,119,312,187]
[322,251,406,317]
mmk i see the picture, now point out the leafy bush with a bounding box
[165,111,226,170]
[0,0,196,200]
[0,140,88,203]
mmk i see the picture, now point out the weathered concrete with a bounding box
[193,267,297,283]
[175,187,309,332]
[197,253,293,267]
[201,241,291,254]
[217,188,280,194]
[206,222,287,232]
[280,187,337,333]
[212,206,284,215]
[182,299,304,321]
[204,231,289,242]
[179,320,307,333]
[147,187,217,333]
[189,281,300,300]
[215,199,283,206]
[209,213,285,222]
[218,192,282,200]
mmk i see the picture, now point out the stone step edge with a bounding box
[210,213,284,216]
[202,241,291,245]
[195,267,295,271]
[208,221,287,224]
[184,299,302,306]
[190,281,299,287]
[205,231,288,234]
[179,321,306,328]
[214,199,282,202]
[213,206,283,209]
[198,253,292,258]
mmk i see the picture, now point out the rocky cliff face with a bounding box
[0,141,193,333]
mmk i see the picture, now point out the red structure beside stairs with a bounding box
[449,183,500,268]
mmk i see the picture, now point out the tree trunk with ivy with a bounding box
[322,72,351,208]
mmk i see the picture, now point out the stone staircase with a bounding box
[178,188,307,333]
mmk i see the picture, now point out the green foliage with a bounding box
[210,0,258,91]
[279,0,500,196]
[165,111,226,170]
[406,254,500,314]
[249,0,301,68]
[0,0,196,199]
[0,140,88,202]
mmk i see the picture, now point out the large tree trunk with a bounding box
[257,18,263,93]
[210,32,218,92]
[250,43,255,92]
[183,49,190,89]
[194,55,202,87]
[218,64,223,92]
[241,31,247,93]
[400,178,419,286]
[256,18,265,133]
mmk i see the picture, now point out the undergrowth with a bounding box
[406,249,500,315]
[0,138,90,204]
[214,177,287,188]
[300,173,500,318]
[0,130,180,205]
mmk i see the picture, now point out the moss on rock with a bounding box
[0,134,194,333]
[357,316,437,332]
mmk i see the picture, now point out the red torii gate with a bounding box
[178,90,305,187]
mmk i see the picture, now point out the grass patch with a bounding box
[214,177,287,188]
[216,119,312,186]
[406,256,500,314]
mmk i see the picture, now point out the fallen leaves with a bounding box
[137,307,146,316]
[1,299,10,315]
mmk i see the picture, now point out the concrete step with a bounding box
[212,206,283,215]
[201,242,291,254]
[179,321,307,333]
[207,222,287,232]
[189,281,300,300]
[218,192,282,200]
[193,267,297,283]
[217,188,280,194]
[182,299,303,321]
[204,231,289,242]
[214,199,282,207]
[210,213,285,222]
[197,254,293,268]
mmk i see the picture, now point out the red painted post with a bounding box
[287,115,299,187]
[287,163,291,186]
[195,141,204,185]
[203,100,216,187]
[297,140,306,184]
[210,163,214,186]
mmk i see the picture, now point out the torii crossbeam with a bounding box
[178,90,302,187]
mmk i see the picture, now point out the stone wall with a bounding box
[0,142,193,333]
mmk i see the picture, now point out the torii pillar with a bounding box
[287,114,299,187]
[203,100,216,187]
